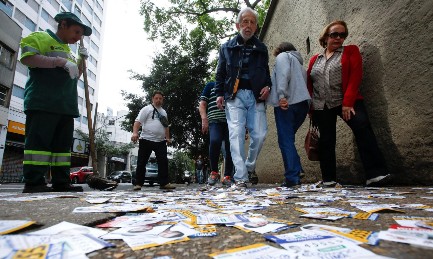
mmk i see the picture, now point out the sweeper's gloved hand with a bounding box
[63,60,79,79]
[79,46,89,59]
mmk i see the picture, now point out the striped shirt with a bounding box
[310,46,344,110]
[199,82,227,123]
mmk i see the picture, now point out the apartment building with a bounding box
[0,0,107,181]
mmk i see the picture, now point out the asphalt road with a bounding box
[1,183,433,259]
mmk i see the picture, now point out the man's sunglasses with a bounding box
[328,32,348,39]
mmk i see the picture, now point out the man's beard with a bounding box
[240,30,253,41]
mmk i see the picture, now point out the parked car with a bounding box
[70,167,93,184]
[144,162,159,186]
[107,171,132,183]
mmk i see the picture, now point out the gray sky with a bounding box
[97,0,159,116]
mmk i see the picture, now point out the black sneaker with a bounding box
[86,175,118,191]
[52,184,83,192]
[281,181,300,188]
[22,184,53,193]
[248,171,259,185]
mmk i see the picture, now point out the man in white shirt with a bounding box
[131,91,175,190]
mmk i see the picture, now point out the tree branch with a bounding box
[168,7,240,17]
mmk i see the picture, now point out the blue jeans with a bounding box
[225,90,267,182]
[209,122,234,177]
[274,100,309,185]
[313,100,388,182]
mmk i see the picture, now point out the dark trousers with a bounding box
[135,139,169,186]
[209,122,234,177]
[23,111,74,185]
[313,100,387,182]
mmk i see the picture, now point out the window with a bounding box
[108,120,115,125]
[96,1,103,12]
[89,86,94,95]
[92,27,100,39]
[0,1,14,17]
[82,116,88,125]
[78,96,83,106]
[90,41,99,52]
[14,9,37,31]
[93,13,102,27]
[46,0,60,11]
[76,0,83,6]
[73,5,81,17]
[77,79,84,90]
[0,45,13,69]
[83,0,92,13]
[88,70,96,81]
[61,0,72,11]
[0,85,7,106]
[75,115,81,122]
[88,55,97,67]
[23,0,39,13]
[41,8,57,28]
[12,85,25,99]
[16,61,28,76]
[81,14,91,27]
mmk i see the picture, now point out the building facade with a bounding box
[0,0,107,181]
[257,0,433,185]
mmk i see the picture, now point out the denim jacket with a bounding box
[215,34,272,102]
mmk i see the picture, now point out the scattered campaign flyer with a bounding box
[209,243,294,258]
[0,220,36,235]
[196,213,249,225]
[265,231,387,258]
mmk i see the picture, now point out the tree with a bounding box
[121,28,214,157]
[140,0,270,45]
[122,0,271,157]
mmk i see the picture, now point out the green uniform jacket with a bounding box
[20,29,79,117]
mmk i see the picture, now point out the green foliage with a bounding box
[140,0,270,46]
[168,149,194,183]
[122,28,214,157]
[123,0,271,157]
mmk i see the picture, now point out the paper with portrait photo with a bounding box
[100,224,171,240]
[234,218,288,234]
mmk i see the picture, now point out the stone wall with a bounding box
[256,0,433,185]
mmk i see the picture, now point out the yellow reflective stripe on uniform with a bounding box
[51,152,71,167]
[23,150,52,165]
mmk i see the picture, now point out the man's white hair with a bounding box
[236,7,258,23]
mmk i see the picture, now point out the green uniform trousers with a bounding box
[23,111,74,185]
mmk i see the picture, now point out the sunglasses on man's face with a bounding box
[328,32,348,39]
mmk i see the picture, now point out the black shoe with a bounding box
[86,175,118,191]
[22,184,53,193]
[52,184,83,192]
[281,181,300,188]
[248,171,259,185]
